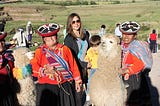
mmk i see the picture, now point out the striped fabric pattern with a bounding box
[128,40,153,69]
[44,48,73,81]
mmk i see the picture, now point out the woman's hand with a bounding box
[44,64,56,74]
[118,68,129,74]
[124,73,129,80]
[75,83,82,92]
[87,62,92,69]
[119,68,129,80]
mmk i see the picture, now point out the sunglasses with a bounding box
[72,20,80,24]
[38,23,59,34]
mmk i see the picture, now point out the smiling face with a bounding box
[71,16,81,31]
[122,33,136,44]
[43,35,57,48]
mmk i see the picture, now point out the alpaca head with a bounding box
[13,47,34,68]
[99,34,121,58]
[13,47,35,79]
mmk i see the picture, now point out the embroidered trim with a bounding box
[43,48,73,81]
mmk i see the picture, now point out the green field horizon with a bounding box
[1,0,160,46]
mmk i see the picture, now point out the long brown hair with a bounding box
[66,13,84,39]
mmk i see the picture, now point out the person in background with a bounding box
[119,21,153,106]
[0,19,6,32]
[84,35,101,105]
[11,28,29,48]
[31,23,82,106]
[63,25,67,39]
[0,32,19,106]
[149,29,158,53]
[26,21,34,45]
[98,24,106,37]
[114,23,122,44]
[64,13,91,106]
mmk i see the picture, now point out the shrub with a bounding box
[25,0,44,2]
[90,1,97,5]
[111,1,120,4]
[81,1,89,5]
[136,14,141,17]
[132,0,136,3]
[141,25,150,31]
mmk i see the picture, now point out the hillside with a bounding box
[0,1,160,43]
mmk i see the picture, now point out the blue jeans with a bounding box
[86,68,97,94]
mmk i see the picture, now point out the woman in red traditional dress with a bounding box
[31,23,82,106]
[119,21,153,106]
[0,32,19,106]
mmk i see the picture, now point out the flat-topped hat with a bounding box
[119,21,140,35]
[37,23,60,37]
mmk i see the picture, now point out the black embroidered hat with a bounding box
[119,21,140,35]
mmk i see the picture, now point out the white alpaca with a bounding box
[90,34,126,106]
[13,47,36,106]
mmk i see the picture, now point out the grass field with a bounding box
[2,1,160,47]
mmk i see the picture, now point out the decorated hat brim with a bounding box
[37,28,60,37]
[119,21,140,35]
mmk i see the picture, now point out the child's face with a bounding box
[92,46,98,51]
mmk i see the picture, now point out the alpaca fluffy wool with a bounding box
[90,34,127,106]
[13,47,36,105]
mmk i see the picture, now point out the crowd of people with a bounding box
[0,13,156,106]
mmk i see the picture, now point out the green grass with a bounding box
[2,1,160,46]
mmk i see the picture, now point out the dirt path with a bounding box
[148,51,160,106]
